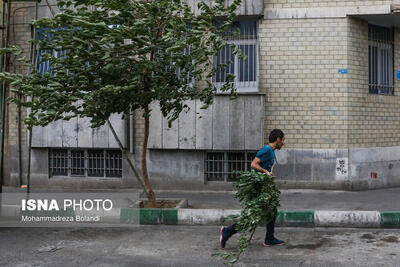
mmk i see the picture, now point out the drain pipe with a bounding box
[18,91,22,186]
[27,0,38,195]
[0,0,11,193]
[0,0,7,196]
[8,0,24,187]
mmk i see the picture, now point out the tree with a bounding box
[0,0,242,207]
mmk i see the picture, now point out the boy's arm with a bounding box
[251,157,272,176]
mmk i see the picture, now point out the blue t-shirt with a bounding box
[255,145,275,172]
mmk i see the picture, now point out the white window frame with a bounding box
[213,21,259,93]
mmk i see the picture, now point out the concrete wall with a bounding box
[264,0,394,9]
[31,113,127,149]
[148,95,264,150]
[274,149,349,188]
[349,146,400,189]
[187,0,264,16]
[28,148,136,190]
[274,147,400,190]
[27,147,235,191]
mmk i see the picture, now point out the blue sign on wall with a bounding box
[338,69,348,74]
[397,70,400,80]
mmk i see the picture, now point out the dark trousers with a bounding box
[225,211,278,243]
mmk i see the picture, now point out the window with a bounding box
[368,25,394,95]
[36,27,73,75]
[213,20,258,93]
[49,149,68,176]
[49,149,122,178]
[161,45,194,87]
[36,28,57,74]
[205,151,256,182]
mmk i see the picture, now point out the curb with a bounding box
[3,205,400,228]
[120,209,400,228]
[120,208,400,228]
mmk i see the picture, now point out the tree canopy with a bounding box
[0,0,244,206]
[2,0,242,130]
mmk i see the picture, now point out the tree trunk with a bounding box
[27,127,32,196]
[107,119,150,199]
[141,106,157,207]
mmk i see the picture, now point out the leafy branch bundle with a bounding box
[214,171,280,265]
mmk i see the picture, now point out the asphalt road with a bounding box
[0,226,399,266]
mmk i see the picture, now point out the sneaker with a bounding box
[263,238,285,247]
[220,226,231,248]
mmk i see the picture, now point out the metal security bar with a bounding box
[36,28,54,74]
[70,150,85,176]
[105,150,123,177]
[205,151,257,182]
[213,20,258,93]
[49,149,68,176]
[88,150,105,177]
[49,149,122,178]
[36,28,71,75]
[368,25,394,95]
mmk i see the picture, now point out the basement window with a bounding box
[205,151,256,182]
[49,149,122,178]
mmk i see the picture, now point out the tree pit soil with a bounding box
[140,200,181,208]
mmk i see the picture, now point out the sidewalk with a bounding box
[2,186,400,228]
[154,187,400,211]
[3,186,400,211]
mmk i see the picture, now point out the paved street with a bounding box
[1,226,399,267]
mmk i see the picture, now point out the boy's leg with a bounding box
[225,222,238,235]
[264,214,277,243]
[264,209,285,246]
[220,222,238,248]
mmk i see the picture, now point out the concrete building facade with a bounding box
[3,0,400,191]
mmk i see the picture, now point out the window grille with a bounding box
[49,149,68,176]
[70,150,85,176]
[213,20,258,93]
[105,150,123,177]
[36,28,55,74]
[49,149,122,178]
[36,28,73,75]
[88,150,105,177]
[159,44,194,87]
[205,151,256,182]
[368,25,394,95]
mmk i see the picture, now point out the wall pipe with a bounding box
[0,0,7,197]
[0,0,12,194]
[27,0,38,195]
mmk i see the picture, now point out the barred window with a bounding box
[88,150,105,177]
[205,151,256,182]
[49,149,68,176]
[36,28,65,75]
[49,149,122,178]
[368,25,394,95]
[213,20,258,93]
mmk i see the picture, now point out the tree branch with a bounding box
[45,0,56,17]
